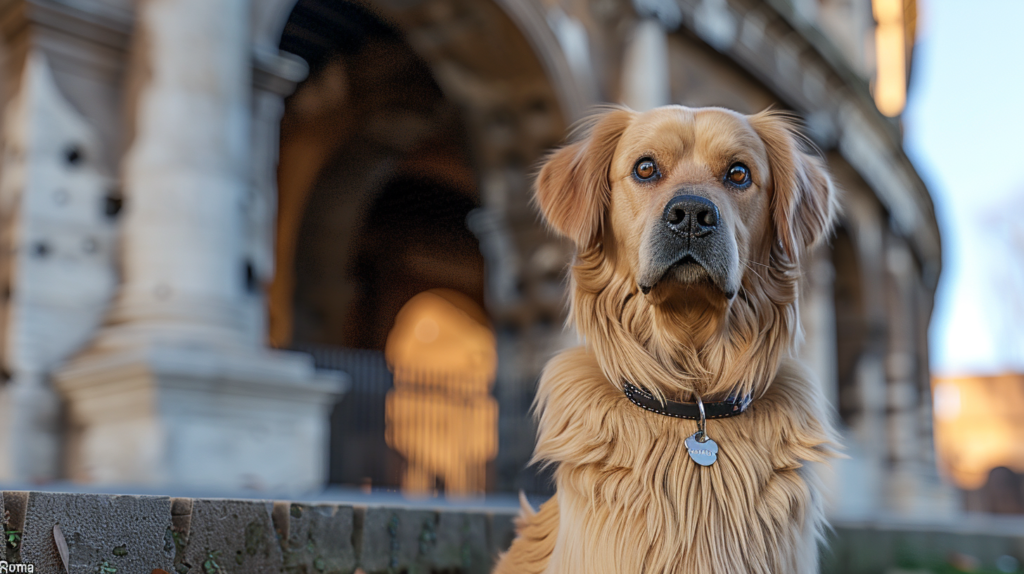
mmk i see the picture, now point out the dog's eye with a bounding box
[726,163,751,187]
[633,158,659,182]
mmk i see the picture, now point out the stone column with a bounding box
[883,239,921,513]
[0,1,131,483]
[798,246,839,408]
[242,47,308,348]
[620,0,681,110]
[55,0,343,492]
[883,238,956,517]
[620,18,672,111]
[826,193,890,518]
[101,0,252,347]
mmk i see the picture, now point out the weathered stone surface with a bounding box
[429,510,466,570]
[488,511,517,561]
[462,512,493,574]
[0,493,518,573]
[4,491,173,573]
[0,491,14,563]
[6,491,1024,574]
[356,506,440,574]
[178,498,282,573]
[418,510,494,573]
[821,523,1024,574]
[278,502,357,573]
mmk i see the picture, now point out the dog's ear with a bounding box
[749,111,837,259]
[534,108,634,248]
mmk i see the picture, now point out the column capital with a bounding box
[253,46,308,97]
[0,0,132,51]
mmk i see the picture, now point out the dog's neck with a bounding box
[570,243,801,402]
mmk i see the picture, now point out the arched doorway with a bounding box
[833,224,866,427]
[269,0,576,493]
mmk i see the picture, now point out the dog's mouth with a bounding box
[639,253,711,294]
[672,254,702,270]
[638,251,736,299]
[665,253,717,287]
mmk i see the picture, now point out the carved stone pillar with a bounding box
[620,18,671,111]
[621,0,680,110]
[54,0,342,492]
[0,0,131,483]
[798,245,838,408]
[242,47,308,348]
[827,192,890,518]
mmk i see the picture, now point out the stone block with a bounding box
[818,531,845,574]
[427,510,463,570]
[487,511,517,559]
[461,512,492,574]
[55,346,344,491]
[177,498,283,573]
[351,506,500,574]
[355,506,438,574]
[276,502,357,573]
[0,491,15,563]
[3,491,174,573]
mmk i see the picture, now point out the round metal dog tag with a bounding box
[685,431,718,466]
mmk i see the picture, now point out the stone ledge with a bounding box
[10,489,1017,574]
[0,491,518,574]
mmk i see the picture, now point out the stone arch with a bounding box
[262,0,590,491]
[252,0,590,122]
[832,223,865,426]
[267,0,590,367]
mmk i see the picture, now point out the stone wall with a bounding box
[1,490,1022,574]
[824,518,1024,574]
[0,491,517,574]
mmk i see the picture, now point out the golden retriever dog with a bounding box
[494,105,839,573]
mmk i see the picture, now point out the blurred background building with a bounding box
[0,0,972,523]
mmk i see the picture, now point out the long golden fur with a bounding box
[494,105,840,573]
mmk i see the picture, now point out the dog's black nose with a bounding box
[663,195,720,237]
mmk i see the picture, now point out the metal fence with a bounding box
[296,345,403,489]
[494,375,555,496]
[296,344,554,496]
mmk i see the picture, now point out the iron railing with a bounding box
[296,344,554,496]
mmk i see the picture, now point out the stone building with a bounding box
[0,0,951,516]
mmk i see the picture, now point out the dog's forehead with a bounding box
[614,106,766,168]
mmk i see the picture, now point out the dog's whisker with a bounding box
[741,260,767,284]
[742,259,772,270]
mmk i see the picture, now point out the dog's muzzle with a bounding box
[637,193,738,297]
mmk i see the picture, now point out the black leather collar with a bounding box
[623,382,753,420]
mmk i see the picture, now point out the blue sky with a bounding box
[902,0,1024,375]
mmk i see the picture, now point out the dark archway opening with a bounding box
[342,176,485,350]
[276,0,488,489]
[833,225,866,427]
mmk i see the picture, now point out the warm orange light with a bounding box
[384,289,498,496]
[385,289,496,380]
[872,0,907,116]
[932,373,1024,489]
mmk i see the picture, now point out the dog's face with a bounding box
[536,105,834,308]
[608,108,770,301]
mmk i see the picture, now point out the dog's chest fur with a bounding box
[515,347,834,574]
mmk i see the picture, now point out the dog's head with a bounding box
[537,105,835,304]
[535,105,837,396]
